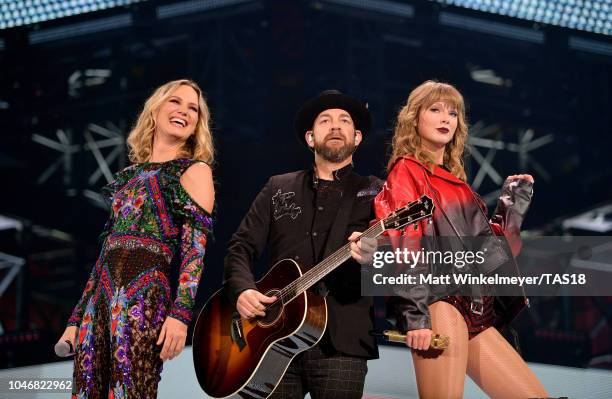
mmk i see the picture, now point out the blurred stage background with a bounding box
[0,0,611,396]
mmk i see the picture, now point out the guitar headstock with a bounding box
[382,195,434,231]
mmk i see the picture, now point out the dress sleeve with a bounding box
[100,164,138,205]
[67,259,102,327]
[67,165,137,327]
[373,159,432,332]
[168,181,214,324]
[98,164,138,241]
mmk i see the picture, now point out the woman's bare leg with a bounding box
[412,301,469,399]
[467,327,548,399]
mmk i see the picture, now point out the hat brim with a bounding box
[294,92,372,147]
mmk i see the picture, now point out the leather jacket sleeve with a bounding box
[487,178,534,256]
[374,159,432,332]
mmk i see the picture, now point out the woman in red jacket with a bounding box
[374,80,548,398]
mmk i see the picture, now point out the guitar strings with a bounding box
[264,224,379,309]
[282,200,426,299]
[290,223,382,294]
[263,198,428,311]
[273,224,381,305]
[270,206,421,307]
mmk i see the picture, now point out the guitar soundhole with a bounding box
[257,289,283,327]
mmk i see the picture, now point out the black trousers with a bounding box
[269,344,368,399]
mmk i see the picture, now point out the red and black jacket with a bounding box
[374,156,533,333]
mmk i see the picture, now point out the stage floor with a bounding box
[1,345,611,398]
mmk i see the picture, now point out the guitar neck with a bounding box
[275,194,433,305]
[282,221,385,299]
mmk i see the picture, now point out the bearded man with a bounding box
[224,90,382,398]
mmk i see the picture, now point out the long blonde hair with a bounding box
[127,79,215,164]
[388,80,468,181]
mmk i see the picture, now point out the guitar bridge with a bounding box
[231,313,246,351]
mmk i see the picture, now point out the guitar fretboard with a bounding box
[277,221,384,305]
[265,195,433,309]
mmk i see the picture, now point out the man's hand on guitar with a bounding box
[237,289,277,319]
[348,231,377,265]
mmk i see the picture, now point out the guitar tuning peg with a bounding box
[428,217,433,224]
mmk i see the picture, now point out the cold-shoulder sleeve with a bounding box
[100,164,139,205]
[166,161,214,324]
[67,258,101,327]
[98,164,140,241]
[68,165,138,327]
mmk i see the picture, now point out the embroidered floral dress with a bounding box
[67,158,213,399]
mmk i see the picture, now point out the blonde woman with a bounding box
[56,79,215,398]
[374,81,548,398]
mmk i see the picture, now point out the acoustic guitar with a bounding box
[192,195,434,398]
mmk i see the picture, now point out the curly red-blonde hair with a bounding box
[388,80,468,181]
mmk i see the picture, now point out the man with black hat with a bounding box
[224,90,381,398]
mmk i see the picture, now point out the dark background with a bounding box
[0,0,611,369]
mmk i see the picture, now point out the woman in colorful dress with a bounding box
[56,79,215,398]
[374,80,548,398]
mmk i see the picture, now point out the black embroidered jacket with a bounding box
[224,164,382,359]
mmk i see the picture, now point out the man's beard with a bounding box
[313,136,356,163]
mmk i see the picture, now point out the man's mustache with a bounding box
[324,134,346,142]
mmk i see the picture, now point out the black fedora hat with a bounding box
[294,89,372,146]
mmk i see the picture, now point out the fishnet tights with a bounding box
[411,301,548,399]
